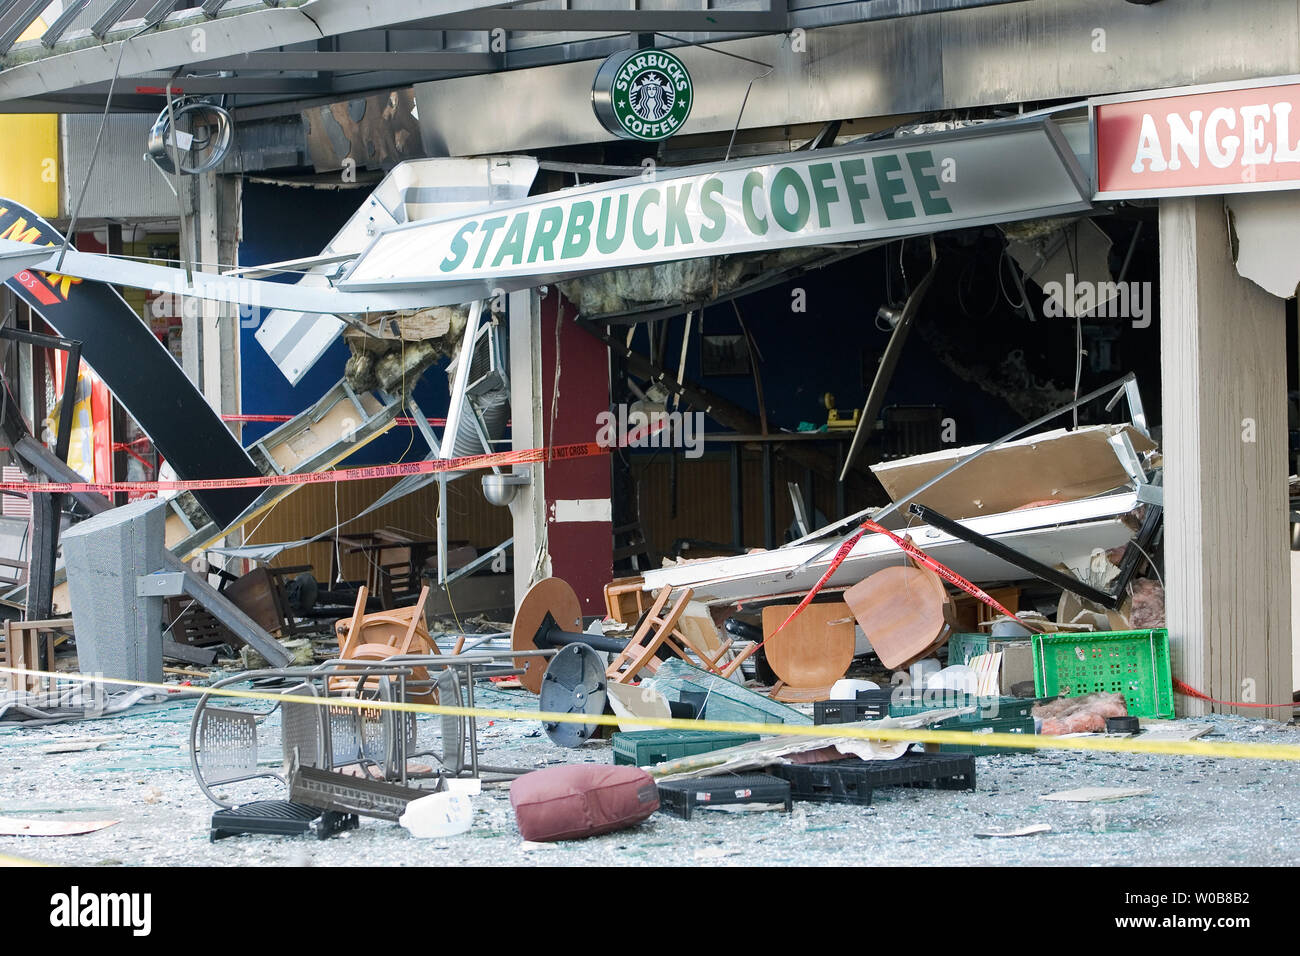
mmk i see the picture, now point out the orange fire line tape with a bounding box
[0,440,608,496]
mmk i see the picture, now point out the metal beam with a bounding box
[40,0,93,48]
[75,75,334,93]
[199,0,234,15]
[0,1,51,58]
[790,0,1026,30]
[164,551,292,667]
[0,93,170,112]
[907,502,1122,609]
[13,434,112,516]
[411,7,790,32]
[0,239,473,313]
[0,338,79,621]
[91,0,139,39]
[0,243,54,279]
[142,0,182,29]
[193,50,500,71]
[0,0,513,102]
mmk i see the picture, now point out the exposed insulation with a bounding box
[558,248,833,317]
[343,305,473,394]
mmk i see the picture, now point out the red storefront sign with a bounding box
[1094,78,1300,198]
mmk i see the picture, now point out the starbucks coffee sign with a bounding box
[340,118,1092,306]
[592,49,693,142]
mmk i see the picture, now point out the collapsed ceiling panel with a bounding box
[253,155,538,385]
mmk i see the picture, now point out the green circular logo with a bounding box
[592,49,693,142]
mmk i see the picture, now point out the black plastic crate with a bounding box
[771,753,976,806]
[656,774,793,820]
[210,800,359,841]
[813,689,893,725]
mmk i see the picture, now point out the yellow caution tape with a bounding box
[3,665,1299,762]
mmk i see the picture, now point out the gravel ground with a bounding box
[2,681,1298,867]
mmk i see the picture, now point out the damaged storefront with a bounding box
[0,0,1297,879]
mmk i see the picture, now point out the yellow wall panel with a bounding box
[0,115,60,218]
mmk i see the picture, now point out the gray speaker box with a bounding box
[62,497,167,684]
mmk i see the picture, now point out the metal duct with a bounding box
[449,318,509,459]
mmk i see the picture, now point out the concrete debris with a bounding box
[348,304,470,344]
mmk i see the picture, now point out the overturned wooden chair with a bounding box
[333,584,439,699]
[604,578,734,676]
[605,586,697,684]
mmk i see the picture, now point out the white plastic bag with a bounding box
[399,791,473,838]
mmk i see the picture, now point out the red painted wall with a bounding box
[540,291,612,615]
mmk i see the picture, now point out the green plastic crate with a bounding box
[1032,628,1173,719]
[946,633,990,666]
[930,715,1037,755]
[611,729,759,767]
[889,693,1039,724]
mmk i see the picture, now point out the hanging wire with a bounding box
[636,33,776,163]
[1062,224,1083,429]
[57,23,153,271]
[996,248,1027,311]
[724,63,775,162]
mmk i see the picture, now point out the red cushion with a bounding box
[510,764,660,842]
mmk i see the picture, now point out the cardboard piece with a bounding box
[972,640,1035,696]
[870,424,1156,521]
[606,681,674,733]
[1134,721,1213,742]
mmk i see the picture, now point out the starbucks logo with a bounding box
[592,49,693,142]
[629,71,675,121]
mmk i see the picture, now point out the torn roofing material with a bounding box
[640,492,1141,606]
[870,424,1155,522]
[254,156,538,385]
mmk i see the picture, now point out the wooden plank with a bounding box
[162,639,218,666]
[1159,196,1291,716]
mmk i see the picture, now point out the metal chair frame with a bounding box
[189,647,557,808]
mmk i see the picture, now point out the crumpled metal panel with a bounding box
[254,155,538,384]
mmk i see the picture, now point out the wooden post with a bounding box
[1159,196,1291,717]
